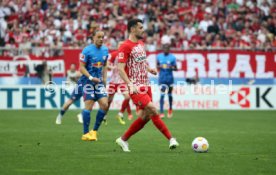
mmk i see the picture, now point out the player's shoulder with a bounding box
[120,40,131,47]
[82,44,93,54]
[170,53,176,59]
[111,50,118,57]
[118,40,132,52]
[138,40,145,45]
[101,45,109,51]
[157,53,164,58]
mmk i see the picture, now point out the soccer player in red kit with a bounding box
[115,19,179,152]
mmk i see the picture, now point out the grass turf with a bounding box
[0,110,275,175]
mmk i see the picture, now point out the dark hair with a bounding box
[89,30,103,40]
[127,19,143,32]
[92,30,103,37]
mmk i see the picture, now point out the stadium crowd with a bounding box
[0,0,276,52]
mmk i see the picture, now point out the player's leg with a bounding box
[121,108,149,140]
[90,96,109,140]
[116,84,129,124]
[167,85,173,118]
[116,87,153,152]
[144,101,179,149]
[75,84,84,124]
[146,87,178,148]
[159,84,168,119]
[87,84,108,140]
[81,99,95,141]
[55,98,74,124]
[122,93,133,120]
[116,93,132,124]
[116,108,149,152]
[56,84,83,124]
[126,103,132,120]
[101,93,114,125]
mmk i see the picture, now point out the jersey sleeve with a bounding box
[109,51,117,64]
[117,43,131,63]
[79,47,89,64]
[171,55,177,66]
[156,54,161,65]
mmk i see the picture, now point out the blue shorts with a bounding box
[159,78,174,86]
[159,83,173,92]
[82,83,107,101]
[70,84,83,101]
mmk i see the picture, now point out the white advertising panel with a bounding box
[0,85,275,110]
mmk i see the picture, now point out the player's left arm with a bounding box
[171,55,177,71]
[102,67,107,87]
[156,55,161,71]
[146,62,157,75]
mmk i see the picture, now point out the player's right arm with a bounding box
[117,43,138,93]
[79,50,100,83]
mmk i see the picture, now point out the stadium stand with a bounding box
[0,0,275,51]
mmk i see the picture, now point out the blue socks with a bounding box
[82,109,91,134]
[60,109,66,116]
[82,108,106,134]
[160,94,165,113]
[93,109,106,131]
[168,93,173,110]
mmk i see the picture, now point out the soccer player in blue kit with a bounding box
[79,30,109,141]
[157,44,177,118]
[55,84,83,125]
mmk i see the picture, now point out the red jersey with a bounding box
[117,40,149,86]
[109,51,124,84]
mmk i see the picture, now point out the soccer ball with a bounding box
[192,137,209,153]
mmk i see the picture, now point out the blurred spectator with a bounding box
[184,22,196,40]
[66,63,80,84]
[35,61,52,84]
[0,14,7,46]
[19,36,31,55]
[186,77,199,85]
[0,0,275,51]
[50,37,63,56]
[16,62,29,77]
[198,13,213,33]
[146,37,157,52]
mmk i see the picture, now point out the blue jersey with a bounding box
[157,53,176,84]
[79,44,109,85]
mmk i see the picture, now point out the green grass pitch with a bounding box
[0,110,276,175]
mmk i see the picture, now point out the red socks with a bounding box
[120,99,130,113]
[126,104,131,115]
[122,117,149,141]
[151,115,172,140]
[121,114,172,141]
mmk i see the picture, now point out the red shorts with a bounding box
[108,83,128,95]
[130,86,152,110]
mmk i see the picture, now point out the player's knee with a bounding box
[85,106,93,111]
[160,88,166,93]
[100,103,109,111]
[168,86,173,94]
[146,104,158,115]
